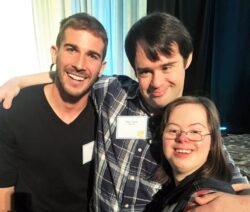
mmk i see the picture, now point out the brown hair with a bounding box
[125,12,193,71]
[56,12,108,60]
[156,96,232,184]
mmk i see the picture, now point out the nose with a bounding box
[150,72,164,88]
[73,54,87,71]
[177,132,190,143]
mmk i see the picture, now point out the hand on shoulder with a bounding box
[0,77,21,109]
[187,192,250,212]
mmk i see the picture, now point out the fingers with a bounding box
[187,192,223,212]
[3,97,12,109]
[0,90,15,109]
[0,94,13,109]
[0,78,20,109]
[0,93,7,108]
[232,183,250,192]
[187,192,250,212]
[193,192,222,205]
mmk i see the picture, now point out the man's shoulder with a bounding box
[94,75,138,94]
[0,84,45,114]
[91,75,139,110]
[18,84,44,98]
[96,75,137,86]
[21,83,45,93]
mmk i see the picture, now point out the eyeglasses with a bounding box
[164,129,211,142]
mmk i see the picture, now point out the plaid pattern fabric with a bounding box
[221,143,249,184]
[91,75,248,212]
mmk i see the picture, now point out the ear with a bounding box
[185,53,193,70]
[98,61,107,77]
[50,45,58,64]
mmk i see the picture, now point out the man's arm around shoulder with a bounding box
[188,191,250,212]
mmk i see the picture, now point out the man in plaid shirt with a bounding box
[0,12,249,212]
[91,12,249,212]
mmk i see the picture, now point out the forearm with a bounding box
[13,71,53,89]
[0,71,52,109]
[191,192,250,212]
[237,195,250,211]
[0,186,14,212]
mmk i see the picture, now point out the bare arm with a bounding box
[0,186,14,212]
[188,192,250,212]
[233,183,250,194]
[187,184,250,211]
[0,72,52,109]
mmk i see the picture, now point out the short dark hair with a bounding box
[56,12,108,60]
[125,12,193,71]
[156,96,232,184]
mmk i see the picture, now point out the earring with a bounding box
[50,63,57,72]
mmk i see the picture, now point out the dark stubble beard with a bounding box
[55,71,97,104]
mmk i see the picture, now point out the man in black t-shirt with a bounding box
[0,13,107,212]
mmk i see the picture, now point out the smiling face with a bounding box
[135,43,192,113]
[162,103,211,183]
[51,27,106,101]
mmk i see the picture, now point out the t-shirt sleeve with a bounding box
[0,109,18,187]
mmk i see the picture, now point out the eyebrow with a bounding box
[64,43,77,48]
[167,122,207,128]
[136,67,152,73]
[189,123,207,128]
[161,61,177,67]
[64,43,102,59]
[166,123,180,128]
[136,61,178,72]
[88,50,102,59]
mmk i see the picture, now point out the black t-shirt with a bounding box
[0,84,96,212]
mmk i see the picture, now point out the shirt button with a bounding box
[101,154,105,160]
[138,148,142,152]
[124,204,129,208]
[113,204,118,211]
[129,175,135,180]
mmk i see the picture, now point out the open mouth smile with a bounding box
[67,73,88,81]
[175,149,192,154]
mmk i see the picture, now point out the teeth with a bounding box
[175,149,191,154]
[68,73,85,81]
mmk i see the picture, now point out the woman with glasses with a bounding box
[145,96,235,211]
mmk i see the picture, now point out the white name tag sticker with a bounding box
[82,141,95,165]
[116,116,148,139]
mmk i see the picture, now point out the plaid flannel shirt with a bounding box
[91,75,248,212]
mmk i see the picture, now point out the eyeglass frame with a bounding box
[163,129,211,142]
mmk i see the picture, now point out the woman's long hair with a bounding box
[155,96,232,184]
